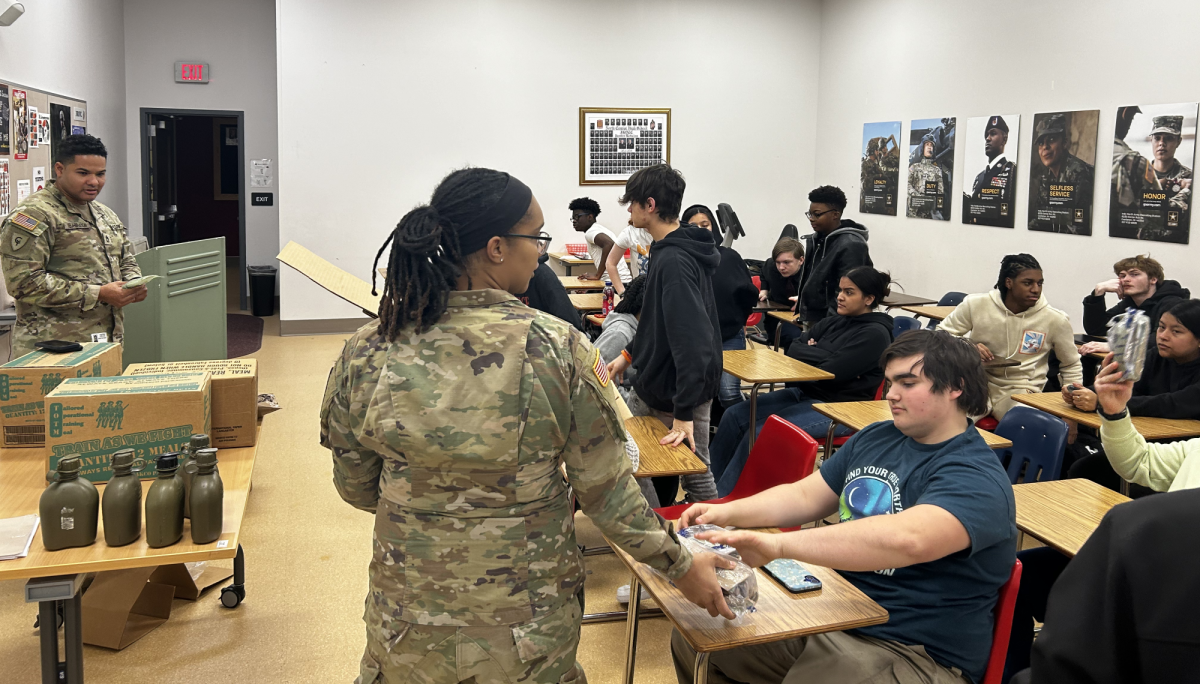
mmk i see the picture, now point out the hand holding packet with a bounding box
[675,524,758,617]
[1106,308,1150,382]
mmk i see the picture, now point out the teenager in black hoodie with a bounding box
[608,165,722,504]
[1080,255,1189,349]
[796,185,873,323]
[759,237,805,349]
[709,266,894,497]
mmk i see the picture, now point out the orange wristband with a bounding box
[621,349,632,363]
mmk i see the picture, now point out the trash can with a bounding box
[248,265,277,317]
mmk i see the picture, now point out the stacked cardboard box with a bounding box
[0,343,122,448]
[124,359,258,447]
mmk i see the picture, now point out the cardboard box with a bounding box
[45,372,211,483]
[0,343,123,448]
[124,359,259,447]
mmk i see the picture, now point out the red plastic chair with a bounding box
[977,416,999,431]
[982,559,1023,684]
[655,415,819,521]
[746,276,763,328]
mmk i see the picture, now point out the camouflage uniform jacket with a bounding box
[1112,137,1158,208]
[320,289,692,629]
[907,159,944,218]
[1154,159,1193,213]
[1030,153,1095,231]
[0,183,141,357]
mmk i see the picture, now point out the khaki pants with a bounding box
[671,628,970,684]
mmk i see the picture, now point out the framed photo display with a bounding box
[579,107,671,185]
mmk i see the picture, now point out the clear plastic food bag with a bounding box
[625,438,640,472]
[677,524,758,618]
[1107,308,1151,382]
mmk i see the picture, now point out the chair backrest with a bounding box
[779,224,799,240]
[873,379,886,401]
[993,406,1069,484]
[938,291,967,306]
[751,275,761,289]
[727,414,820,500]
[982,559,1024,684]
[893,316,922,337]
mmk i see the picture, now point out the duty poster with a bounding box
[859,121,901,216]
[1027,110,1099,235]
[0,84,9,156]
[962,114,1020,228]
[11,88,27,160]
[1110,102,1197,244]
[906,117,955,220]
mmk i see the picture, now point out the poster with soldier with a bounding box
[1110,103,1197,244]
[859,121,901,215]
[50,104,72,179]
[1027,110,1099,235]
[907,117,955,220]
[11,88,28,160]
[963,115,1020,227]
[0,84,9,156]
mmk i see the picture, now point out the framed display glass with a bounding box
[579,107,670,185]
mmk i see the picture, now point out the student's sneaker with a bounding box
[616,584,651,604]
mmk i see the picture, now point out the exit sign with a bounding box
[174,61,210,83]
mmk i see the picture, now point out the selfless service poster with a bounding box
[1027,110,1099,235]
[906,117,955,220]
[962,114,1021,228]
[1110,102,1197,244]
[859,121,901,216]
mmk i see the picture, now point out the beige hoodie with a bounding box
[939,290,1082,418]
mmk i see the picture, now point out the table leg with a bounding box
[822,420,838,464]
[38,601,58,684]
[63,592,84,683]
[1119,479,1130,497]
[693,651,711,684]
[747,383,761,451]
[622,576,643,684]
[772,323,782,351]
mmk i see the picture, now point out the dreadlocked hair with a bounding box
[372,168,509,339]
[995,253,1042,300]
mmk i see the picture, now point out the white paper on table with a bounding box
[0,514,39,561]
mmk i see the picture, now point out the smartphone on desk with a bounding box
[763,558,822,594]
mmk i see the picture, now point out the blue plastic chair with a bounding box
[992,406,1069,484]
[926,291,968,328]
[893,317,922,337]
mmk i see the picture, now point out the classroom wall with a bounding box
[277,0,824,324]
[0,0,129,219]
[815,0,1200,330]
[122,0,279,273]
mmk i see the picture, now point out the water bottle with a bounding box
[102,449,144,547]
[603,280,614,315]
[189,448,224,544]
[145,453,185,548]
[40,457,99,551]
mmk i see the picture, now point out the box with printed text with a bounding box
[124,359,258,447]
[0,343,123,448]
[45,372,212,483]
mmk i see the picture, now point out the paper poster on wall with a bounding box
[50,104,73,179]
[859,121,901,216]
[251,159,273,188]
[579,108,670,185]
[907,117,955,220]
[11,89,28,159]
[37,113,49,147]
[73,106,85,123]
[72,125,85,135]
[1110,103,1197,245]
[1026,110,1099,236]
[962,114,1020,228]
[27,106,38,148]
[17,179,30,203]
[32,167,46,193]
[0,84,9,156]
[0,159,9,216]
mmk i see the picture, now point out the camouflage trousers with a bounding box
[356,598,588,684]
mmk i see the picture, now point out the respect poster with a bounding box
[962,114,1020,228]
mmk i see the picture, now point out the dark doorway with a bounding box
[140,108,247,310]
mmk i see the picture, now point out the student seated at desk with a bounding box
[1062,299,1200,488]
[1079,254,1189,355]
[673,331,1016,684]
[570,196,630,286]
[593,275,646,395]
[758,237,804,348]
[708,266,894,497]
[938,253,1082,420]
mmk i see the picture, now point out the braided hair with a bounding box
[371,168,509,339]
[995,253,1042,301]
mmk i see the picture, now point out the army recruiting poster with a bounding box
[962,114,1020,228]
[1110,102,1197,244]
[1027,110,1099,235]
[0,84,8,156]
[11,88,28,160]
[859,121,901,216]
[907,117,955,220]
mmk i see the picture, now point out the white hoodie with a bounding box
[939,290,1082,418]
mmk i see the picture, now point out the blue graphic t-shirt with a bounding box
[819,421,1016,683]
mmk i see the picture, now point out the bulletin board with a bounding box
[0,78,88,218]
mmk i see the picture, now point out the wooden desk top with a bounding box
[1074,343,1107,360]
[1013,479,1129,556]
[881,292,937,308]
[559,275,603,291]
[811,400,1012,449]
[549,252,630,266]
[1012,392,1200,440]
[983,358,1021,369]
[586,314,605,326]
[569,293,622,311]
[899,305,957,321]
[753,300,792,312]
[626,417,707,478]
[0,427,261,581]
[608,526,888,652]
[722,350,833,384]
[767,310,799,325]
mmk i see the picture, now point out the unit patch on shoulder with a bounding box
[9,212,45,236]
[592,349,610,387]
[12,233,29,251]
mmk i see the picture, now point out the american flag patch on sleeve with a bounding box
[592,349,610,387]
[10,212,42,234]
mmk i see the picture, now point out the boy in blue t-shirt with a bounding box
[673,330,1017,684]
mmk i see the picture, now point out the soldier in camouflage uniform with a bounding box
[1028,113,1095,234]
[1144,115,1193,243]
[0,135,144,357]
[320,168,732,684]
[907,138,945,219]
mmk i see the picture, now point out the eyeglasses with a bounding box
[805,209,839,220]
[501,233,554,245]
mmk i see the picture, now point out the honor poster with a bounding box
[906,117,955,220]
[1110,102,1197,244]
[1027,110,1099,236]
[963,114,1020,228]
[859,121,901,216]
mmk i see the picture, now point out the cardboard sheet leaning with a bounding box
[45,372,212,482]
